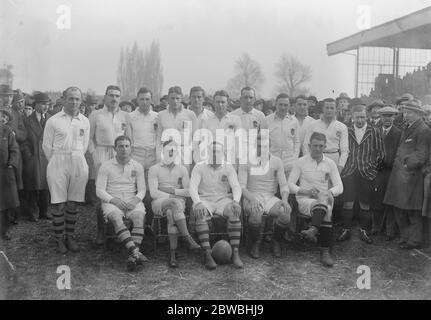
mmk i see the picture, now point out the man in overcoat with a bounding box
[0,122,20,240]
[384,100,431,249]
[22,92,51,220]
[371,106,401,240]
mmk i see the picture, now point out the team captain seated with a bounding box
[287,132,343,267]
[96,135,148,270]
[189,141,243,270]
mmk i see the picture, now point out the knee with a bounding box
[107,210,123,227]
[225,208,240,223]
[248,211,262,226]
[129,211,145,227]
[277,208,291,225]
[66,201,78,213]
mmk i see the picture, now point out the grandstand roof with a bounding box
[327,6,431,56]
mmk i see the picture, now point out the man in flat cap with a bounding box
[22,92,52,221]
[336,93,351,125]
[393,93,414,129]
[371,106,401,240]
[384,100,431,249]
[367,100,384,127]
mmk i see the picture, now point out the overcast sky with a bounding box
[1,0,431,99]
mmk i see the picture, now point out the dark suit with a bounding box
[384,118,431,246]
[21,112,50,218]
[371,125,401,235]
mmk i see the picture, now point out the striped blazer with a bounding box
[341,123,386,180]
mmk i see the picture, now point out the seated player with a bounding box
[189,142,243,270]
[96,135,148,271]
[287,132,343,267]
[238,135,291,258]
[148,139,201,268]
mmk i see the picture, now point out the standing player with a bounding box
[42,87,90,254]
[156,86,198,168]
[267,93,300,176]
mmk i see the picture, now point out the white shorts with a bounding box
[297,196,332,222]
[196,195,233,218]
[151,197,186,217]
[132,147,157,170]
[101,201,146,221]
[47,153,89,204]
[244,193,280,213]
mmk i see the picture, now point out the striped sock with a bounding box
[65,210,78,236]
[52,211,65,240]
[195,222,210,250]
[227,220,241,249]
[131,227,144,247]
[116,226,136,254]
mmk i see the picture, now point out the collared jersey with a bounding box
[127,109,158,149]
[238,154,289,196]
[148,163,189,199]
[267,113,300,168]
[189,163,241,204]
[302,119,349,167]
[42,110,90,160]
[287,154,343,197]
[230,107,268,131]
[156,106,198,146]
[95,157,146,203]
[88,106,131,153]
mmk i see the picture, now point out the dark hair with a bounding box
[240,86,256,97]
[275,93,290,103]
[214,90,229,99]
[308,96,318,103]
[351,105,366,113]
[114,135,131,148]
[63,86,82,98]
[310,132,327,144]
[189,86,205,97]
[295,95,308,103]
[168,86,183,96]
[160,95,168,101]
[162,139,176,148]
[105,85,121,95]
[137,87,153,98]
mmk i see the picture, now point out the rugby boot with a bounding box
[319,247,334,267]
[231,249,244,269]
[336,228,351,242]
[204,250,217,270]
[300,226,318,243]
[358,229,373,244]
[66,236,80,252]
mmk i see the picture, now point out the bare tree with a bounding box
[275,54,312,96]
[116,40,163,101]
[226,53,265,98]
